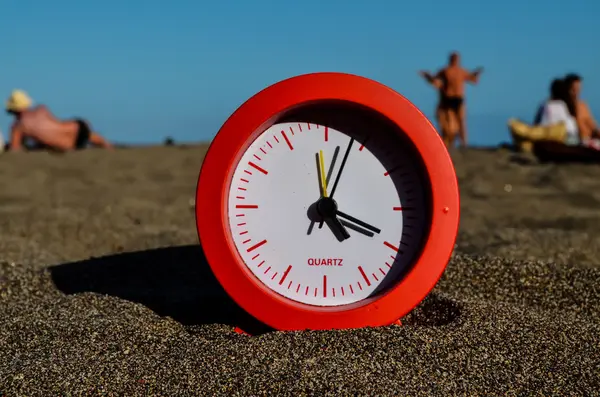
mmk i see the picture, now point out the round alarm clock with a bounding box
[195,72,459,331]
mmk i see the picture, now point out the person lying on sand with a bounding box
[419,51,484,148]
[564,73,600,143]
[5,89,112,152]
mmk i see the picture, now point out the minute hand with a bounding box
[329,138,355,199]
[319,138,354,229]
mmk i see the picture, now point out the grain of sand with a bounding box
[0,146,598,396]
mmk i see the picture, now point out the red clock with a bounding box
[195,72,459,331]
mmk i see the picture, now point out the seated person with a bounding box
[5,89,112,152]
[564,73,600,143]
[508,79,580,151]
[537,79,579,145]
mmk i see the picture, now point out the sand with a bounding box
[0,146,598,396]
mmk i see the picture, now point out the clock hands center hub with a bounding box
[316,197,338,218]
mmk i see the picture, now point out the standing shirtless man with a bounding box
[5,89,112,152]
[419,51,483,148]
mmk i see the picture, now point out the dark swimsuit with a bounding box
[74,119,91,149]
[437,71,465,111]
[439,94,464,111]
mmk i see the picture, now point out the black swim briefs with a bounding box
[74,119,91,149]
[439,95,464,111]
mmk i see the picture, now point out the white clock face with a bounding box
[226,121,428,307]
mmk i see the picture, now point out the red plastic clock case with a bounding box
[195,72,460,331]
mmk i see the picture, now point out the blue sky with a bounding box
[1,0,598,146]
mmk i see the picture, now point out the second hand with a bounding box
[307,146,340,235]
[319,150,328,197]
[317,149,349,240]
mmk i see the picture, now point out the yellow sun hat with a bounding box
[5,89,33,112]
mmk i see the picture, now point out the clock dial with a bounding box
[226,121,428,307]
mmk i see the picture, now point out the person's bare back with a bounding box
[5,89,112,152]
[17,105,79,150]
[437,64,481,97]
[562,74,599,142]
[578,100,599,136]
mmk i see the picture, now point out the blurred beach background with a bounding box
[1,0,598,147]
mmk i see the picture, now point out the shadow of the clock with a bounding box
[48,244,275,335]
[400,293,462,327]
[48,244,461,334]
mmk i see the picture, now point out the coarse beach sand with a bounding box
[0,145,598,396]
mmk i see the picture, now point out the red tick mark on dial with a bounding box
[244,170,252,175]
[247,240,267,252]
[242,239,251,244]
[384,165,402,176]
[298,123,303,132]
[235,196,245,200]
[273,135,280,144]
[341,287,345,296]
[279,265,292,285]
[281,130,293,151]
[358,266,371,286]
[289,126,295,135]
[384,241,399,252]
[393,207,402,211]
[253,154,261,161]
[287,280,292,289]
[271,272,277,280]
[251,253,259,260]
[307,123,311,130]
[260,148,267,154]
[324,126,329,142]
[248,162,268,175]
[264,266,271,274]
[349,284,354,294]
[257,260,265,268]
[296,284,301,293]
[359,135,370,151]
[267,141,273,149]
[372,273,379,282]
[235,204,258,209]
[240,178,249,183]
[379,267,386,276]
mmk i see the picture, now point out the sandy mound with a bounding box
[0,146,598,395]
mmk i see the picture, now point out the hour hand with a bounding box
[325,216,350,242]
